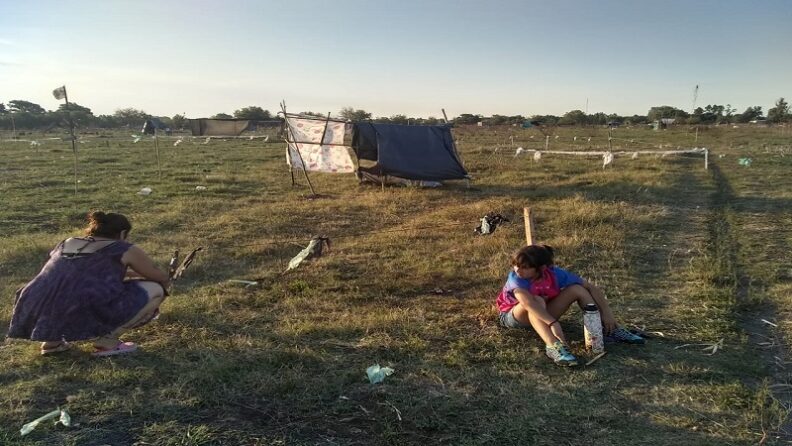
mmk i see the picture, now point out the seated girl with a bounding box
[497,245,644,367]
[7,211,169,357]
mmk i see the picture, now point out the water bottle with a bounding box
[583,303,605,353]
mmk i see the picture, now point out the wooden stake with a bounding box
[281,102,317,196]
[523,207,535,246]
[63,88,78,194]
[154,128,162,179]
[704,148,709,170]
[441,108,449,124]
[608,128,613,152]
[545,135,549,151]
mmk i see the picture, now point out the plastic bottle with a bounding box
[583,303,605,353]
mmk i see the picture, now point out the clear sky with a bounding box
[1,0,790,119]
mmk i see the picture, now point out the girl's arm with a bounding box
[121,245,170,286]
[581,280,617,333]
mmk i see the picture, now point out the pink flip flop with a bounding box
[92,341,138,357]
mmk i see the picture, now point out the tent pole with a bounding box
[281,102,317,196]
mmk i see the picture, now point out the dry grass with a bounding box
[0,125,790,445]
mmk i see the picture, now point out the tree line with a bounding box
[1,98,789,131]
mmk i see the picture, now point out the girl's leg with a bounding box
[511,299,567,345]
[545,284,595,319]
[94,281,164,349]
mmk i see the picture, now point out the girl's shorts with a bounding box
[499,308,533,329]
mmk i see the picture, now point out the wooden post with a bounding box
[281,102,317,196]
[63,89,78,194]
[704,148,709,170]
[441,108,449,124]
[545,135,549,151]
[154,127,162,179]
[608,128,613,152]
[523,207,535,246]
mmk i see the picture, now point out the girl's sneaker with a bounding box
[545,341,579,367]
[605,327,646,344]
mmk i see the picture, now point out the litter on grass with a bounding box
[228,279,259,287]
[137,187,152,196]
[286,236,331,271]
[474,213,510,235]
[738,157,752,166]
[195,186,207,191]
[20,408,71,436]
[674,338,724,355]
[366,364,395,384]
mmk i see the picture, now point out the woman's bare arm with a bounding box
[121,245,169,285]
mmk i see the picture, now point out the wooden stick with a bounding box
[545,135,549,151]
[585,351,607,366]
[154,128,161,179]
[281,102,316,196]
[63,89,78,194]
[523,207,535,245]
[441,108,449,124]
[704,148,708,170]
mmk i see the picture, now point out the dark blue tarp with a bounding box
[352,123,468,181]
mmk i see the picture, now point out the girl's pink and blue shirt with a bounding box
[496,266,584,313]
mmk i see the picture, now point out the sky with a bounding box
[1,0,790,119]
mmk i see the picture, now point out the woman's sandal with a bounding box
[40,341,72,356]
[92,341,138,357]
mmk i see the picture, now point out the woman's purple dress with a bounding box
[7,240,149,341]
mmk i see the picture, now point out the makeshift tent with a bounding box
[351,123,468,182]
[284,115,354,173]
[189,119,252,136]
[142,118,171,135]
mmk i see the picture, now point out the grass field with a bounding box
[1,124,790,445]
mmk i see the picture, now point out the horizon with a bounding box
[2,0,790,119]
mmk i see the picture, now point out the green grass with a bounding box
[1,125,790,445]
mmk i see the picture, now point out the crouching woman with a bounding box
[7,211,169,357]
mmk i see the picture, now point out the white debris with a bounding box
[173,138,183,147]
[137,187,152,196]
[514,147,525,157]
[533,151,542,162]
[195,186,207,191]
[631,152,639,159]
[603,152,614,168]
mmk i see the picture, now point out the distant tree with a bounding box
[723,104,737,123]
[8,100,46,114]
[589,112,609,125]
[114,108,149,127]
[423,116,440,125]
[387,114,409,124]
[767,97,789,123]
[339,107,372,121]
[234,106,271,120]
[57,102,94,127]
[736,106,763,123]
[211,113,233,119]
[453,113,481,125]
[171,113,186,129]
[94,114,119,128]
[647,106,689,122]
[0,103,6,114]
[624,115,648,125]
[530,115,559,126]
[558,110,587,126]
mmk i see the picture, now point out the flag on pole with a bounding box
[52,86,67,100]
